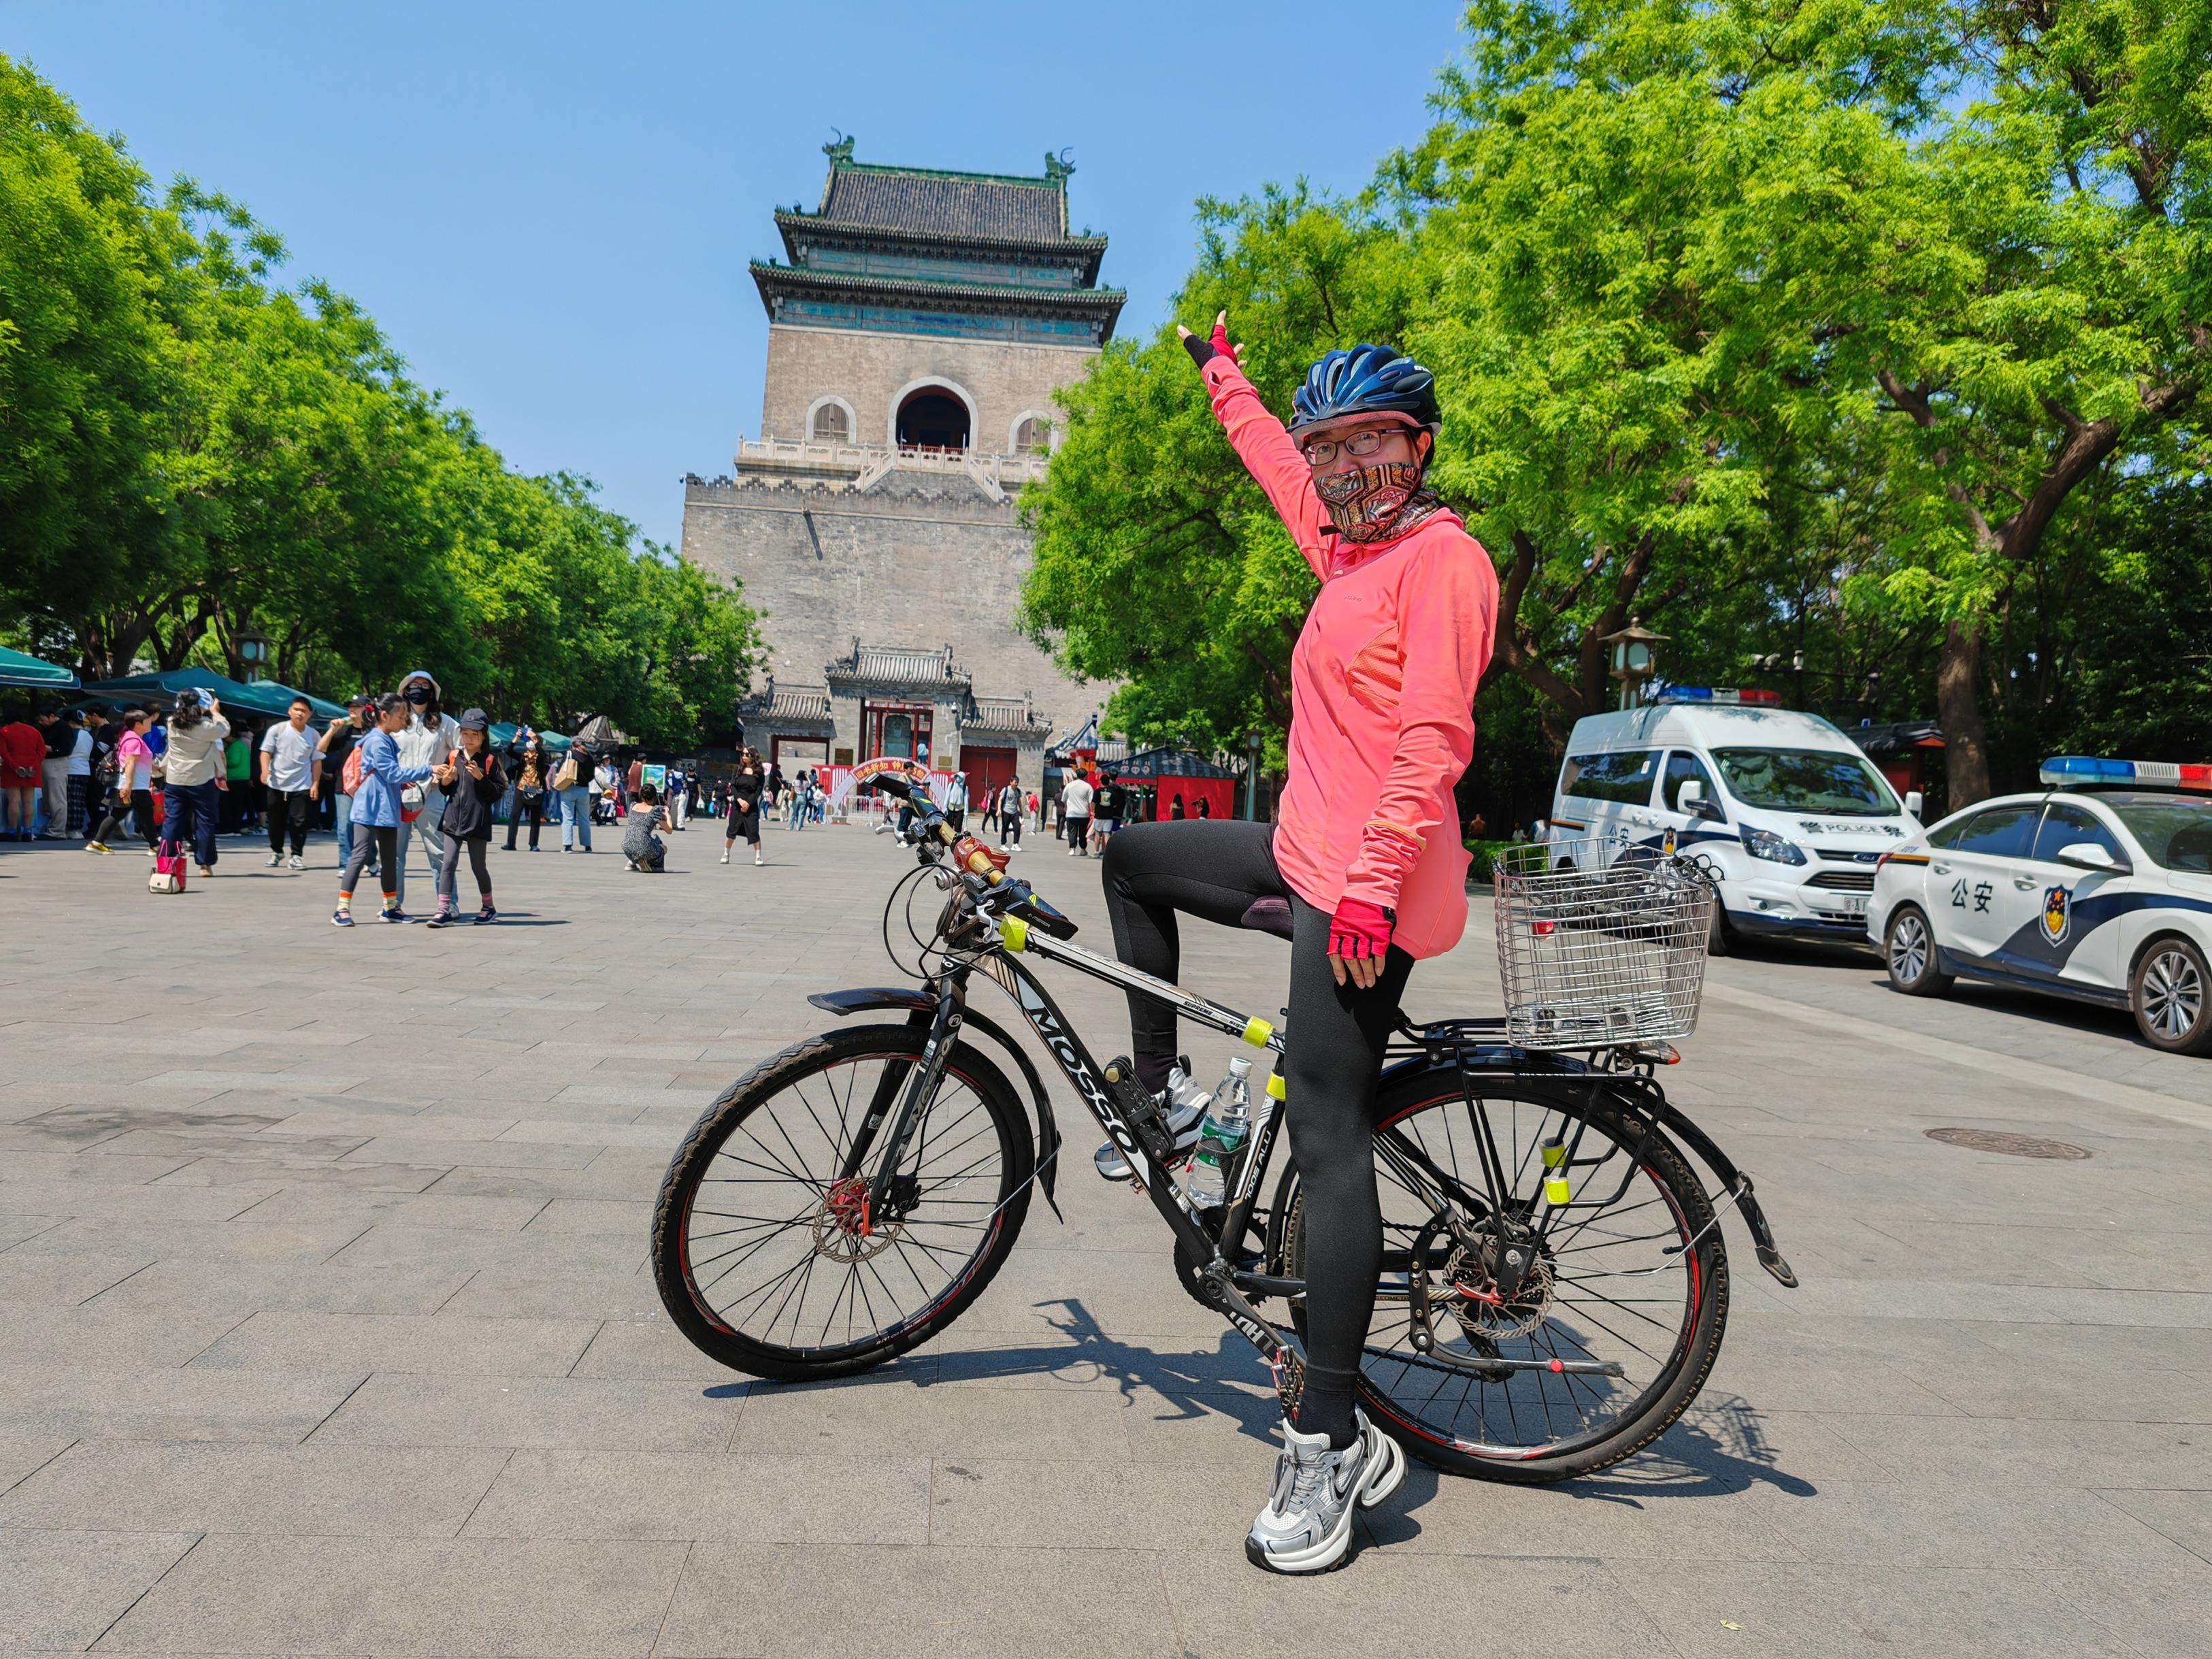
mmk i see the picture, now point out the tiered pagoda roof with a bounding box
[751,139,1125,347]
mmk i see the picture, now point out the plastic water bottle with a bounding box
[1186,1057,1254,1209]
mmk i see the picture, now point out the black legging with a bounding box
[95,789,157,850]
[1100,819,1413,1441]
[506,793,544,850]
[341,824,401,903]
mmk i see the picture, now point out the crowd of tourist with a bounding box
[6,686,1170,923]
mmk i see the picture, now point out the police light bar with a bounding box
[1651,687,1783,706]
[2040,755,2212,791]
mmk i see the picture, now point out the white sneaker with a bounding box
[754,851,763,866]
[288,855,303,870]
[720,851,729,864]
[1245,1409,1404,1575]
[267,852,282,867]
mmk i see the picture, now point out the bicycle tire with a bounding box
[652,1023,1034,1381]
[1272,1070,1728,1483]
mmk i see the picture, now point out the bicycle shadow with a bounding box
[927,1298,1285,1441]
[720,1296,1285,1443]
[1366,1390,1817,1545]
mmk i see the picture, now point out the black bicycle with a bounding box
[653,771,1798,1481]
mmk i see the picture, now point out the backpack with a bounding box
[342,744,365,796]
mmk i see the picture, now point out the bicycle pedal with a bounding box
[1102,1056,1178,1166]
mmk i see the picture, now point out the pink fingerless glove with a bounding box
[1327,898,1393,961]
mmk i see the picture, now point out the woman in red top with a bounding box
[0,704,47,840]
[1099,316,1496,1573]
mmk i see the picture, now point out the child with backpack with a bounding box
[333,693,436,925]
[427,708,506,927]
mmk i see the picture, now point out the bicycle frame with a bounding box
[810,833,1797,1392]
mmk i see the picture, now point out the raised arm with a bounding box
[1179,314,1330,579]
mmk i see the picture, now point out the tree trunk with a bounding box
[1936,620,1991,808]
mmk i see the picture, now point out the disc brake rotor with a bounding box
[811,1175,902,1262]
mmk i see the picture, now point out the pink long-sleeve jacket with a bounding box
[1202,355,1498,959]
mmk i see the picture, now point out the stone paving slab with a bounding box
[5,825,2212,1655]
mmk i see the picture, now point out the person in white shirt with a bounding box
[259,696,321,868]
[391,671,461,908]
[1061,773,1095,857]
[944,770,970,834]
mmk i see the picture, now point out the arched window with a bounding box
[811,402,850,444]
[1014,416,1051,453]
[896,389,970,450]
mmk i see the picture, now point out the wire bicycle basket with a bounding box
[1492,837,1714,1049]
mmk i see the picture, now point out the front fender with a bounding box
[807,987,1061,1219]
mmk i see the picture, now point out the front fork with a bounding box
[833,972,972,1228]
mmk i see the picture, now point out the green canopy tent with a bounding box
[0,646,79,691]
[489,722,571,753]
[78,669,344,723]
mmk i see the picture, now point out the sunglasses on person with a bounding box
[1300,427,1411,468]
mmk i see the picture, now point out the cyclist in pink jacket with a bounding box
[1098,315,1497,1573]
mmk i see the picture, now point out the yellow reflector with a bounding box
[1544,1175,1572,1206]
[1242,1017,1274,1047]
[1001,917,1029,953]
[1540,1140,1566,1170]
[1266,1071,1287,1100]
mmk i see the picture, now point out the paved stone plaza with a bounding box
[2,821,2209,1657]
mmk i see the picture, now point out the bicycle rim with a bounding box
[670,1036,1024,1363]
[1287,1076,1721,1474]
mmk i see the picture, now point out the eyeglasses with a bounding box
[1301,428,1401,467]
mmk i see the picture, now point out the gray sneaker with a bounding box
[1245,1409,1404,1575]
[1093,1063,1208,1181]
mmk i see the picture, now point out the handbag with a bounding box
[148,852,187,894]
[552,755,578,791]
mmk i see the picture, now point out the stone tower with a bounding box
[680,137,1123,800]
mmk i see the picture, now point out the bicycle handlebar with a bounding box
[867,773,1077,940]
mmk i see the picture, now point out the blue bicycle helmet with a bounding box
[1289,344,1439,436]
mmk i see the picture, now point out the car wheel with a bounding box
[1884,906,1952,996]
[2132,937,2212,1055]
[1706,896,1732,957]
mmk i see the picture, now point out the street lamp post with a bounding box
[1245,730,1263,821]
[236,627,274,685]
[1599,617,1668,709]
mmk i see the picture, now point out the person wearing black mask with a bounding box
[391,670,459,909]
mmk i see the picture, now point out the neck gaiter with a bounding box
[1314,459,1445,544]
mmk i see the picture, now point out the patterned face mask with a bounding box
[1312,458,1442,544]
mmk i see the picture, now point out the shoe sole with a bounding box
[1243,1428,1405,1576]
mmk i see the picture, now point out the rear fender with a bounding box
[807,987,1061,1219]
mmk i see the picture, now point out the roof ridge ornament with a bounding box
[824,130,856,166]
[1044,148,1074,184]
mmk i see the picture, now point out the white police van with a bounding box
[1547,689,1924,953]
[1868,757,2212,1054]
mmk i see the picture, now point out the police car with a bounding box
[1549,688,1923,953]
[1868,757,2212,1054]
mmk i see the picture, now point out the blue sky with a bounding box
[5,1,1470,551]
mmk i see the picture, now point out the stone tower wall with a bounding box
[761,325,1091,450]
[680,473,1091,728]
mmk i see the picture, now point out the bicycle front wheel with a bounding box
[1274,1070,1728,1483]
[653,1024,1033,1381]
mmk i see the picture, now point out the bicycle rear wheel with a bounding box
[653,1023,1033,1381]
[1273,1070,1727,1482]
